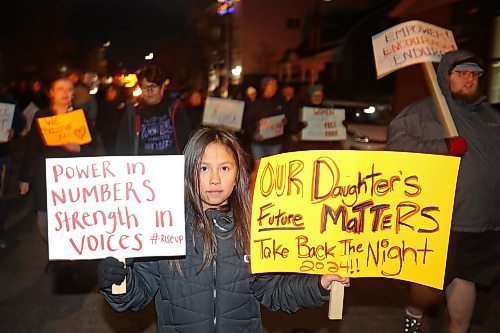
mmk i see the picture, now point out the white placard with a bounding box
[0,103,15,142]
[372,20,457,78]
[21,102,39,136]
[202,97,245,131]
[257,114,285,140]
[301,107,346,141]
[46,155,186,260]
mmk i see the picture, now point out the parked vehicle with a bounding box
[328,99,392,151]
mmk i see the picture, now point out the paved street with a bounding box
[0,138,498,333]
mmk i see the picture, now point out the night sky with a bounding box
[70,0,189,43]
[0,0,212,79]
[69,0,205,62]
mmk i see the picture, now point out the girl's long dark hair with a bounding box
[184,127,252,272]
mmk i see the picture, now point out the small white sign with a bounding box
[372,20,457,78]
[257,114,285,140]
[202,97,245,131]
[301,107,346,141]
[46,155,186,260]
[21,102,39,136]
[0,103,15,142]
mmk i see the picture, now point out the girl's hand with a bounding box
[19,182,30,195]
[320,274,350,289]
[62,143,81,153]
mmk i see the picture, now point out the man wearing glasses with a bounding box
[115,66,192,155]
[386,49,500,333]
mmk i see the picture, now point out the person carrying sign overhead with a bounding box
[97,127,349,332]
[18,75,97,242]
[114,65,192,156]
[385,49,500,333]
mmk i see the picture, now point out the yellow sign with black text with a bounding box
[250,150,460,289]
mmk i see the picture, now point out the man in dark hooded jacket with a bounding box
[386,49,500,333]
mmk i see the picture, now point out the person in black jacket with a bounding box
[0,92,25,249]
[183,88,205,132]
[242,76,290,161]
[18,75,96,242]
[98,127,349,332]
[96,84,126,155]
[114,66,192,155]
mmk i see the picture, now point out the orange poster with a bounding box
[36,109,92,146]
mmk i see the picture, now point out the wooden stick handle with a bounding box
[328,281,345,320]
[112,258,127,295]
[422,62,459,138]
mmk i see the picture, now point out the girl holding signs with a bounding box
[98,127,349,332]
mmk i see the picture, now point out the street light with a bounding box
[231,65,242,77]
[145,52,154,60]
[363,106,376,114]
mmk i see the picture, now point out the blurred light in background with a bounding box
[363,106,376,114]
[231,65,242,84]
[102,76,113,85]
[120,73,138,88]
[133,86,142,97]
[231,65,242,77]
[217,0,236,16]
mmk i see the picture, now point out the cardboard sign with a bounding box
[372,20,457,78]
[250,150,460,289]
[202,97,245,131]
[46,155,186,260]
[301,107,347,141]
[257,114,285,140]
[36,109,92,146]
[0,102,15,142]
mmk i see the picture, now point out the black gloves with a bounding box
[97,257,128,289]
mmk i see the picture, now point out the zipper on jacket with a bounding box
[170,101,180,153]
[134,114,141,155]
[213,260,217,331]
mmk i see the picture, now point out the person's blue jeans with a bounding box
[250,143,282,161]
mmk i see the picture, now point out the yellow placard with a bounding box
[250,150,460,290]
[36,109,92,146]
